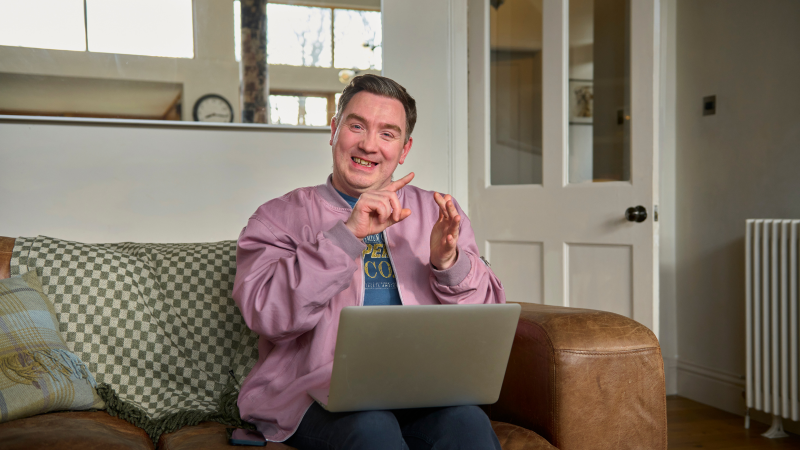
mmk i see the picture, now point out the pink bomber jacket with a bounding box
[233,175,506,442]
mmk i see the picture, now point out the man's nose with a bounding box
[358,131,380,152]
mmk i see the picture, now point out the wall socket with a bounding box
[703,95,716,116]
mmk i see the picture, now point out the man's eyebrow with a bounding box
[345,113,402,134]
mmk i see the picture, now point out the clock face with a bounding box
[193,95,233,122]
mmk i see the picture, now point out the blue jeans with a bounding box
[284,402,501,450]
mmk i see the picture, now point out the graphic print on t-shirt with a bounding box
[363,234,394,289]
[335,189,402,306]
[361,233,402,305]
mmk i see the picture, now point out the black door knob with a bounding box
[625,206,648,223]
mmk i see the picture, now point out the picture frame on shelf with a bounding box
[569,79,593,124]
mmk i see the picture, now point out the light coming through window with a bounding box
[0,0,194,58]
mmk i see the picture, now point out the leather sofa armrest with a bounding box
[486,302,667,450]
[0,236,14,280]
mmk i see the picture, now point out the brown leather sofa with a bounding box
[0,236,667,449]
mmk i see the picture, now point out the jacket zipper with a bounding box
[347,201,365,307]
[359,249,365,306]
[382,229,405,305]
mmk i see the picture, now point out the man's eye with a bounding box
[381,132,394,139]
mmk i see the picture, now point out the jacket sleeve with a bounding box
[429,198,506,305]
[233,216,366,344]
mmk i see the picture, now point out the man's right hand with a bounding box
[345,172,415,239]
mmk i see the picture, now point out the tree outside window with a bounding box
[235,2,382,70]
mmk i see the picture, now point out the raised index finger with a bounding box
[385,172,415,192]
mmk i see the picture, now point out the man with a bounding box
[233,75,505,449]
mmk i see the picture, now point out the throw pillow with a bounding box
[0,270,104,423]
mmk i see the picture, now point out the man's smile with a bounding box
[352,157,377,168]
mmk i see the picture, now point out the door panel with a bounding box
[567,243,632,316]
[488,241,544,304]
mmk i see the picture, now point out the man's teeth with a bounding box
[353,157,374,167]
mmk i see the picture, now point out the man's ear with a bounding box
[398,136,413,165]
[329,117,338,146]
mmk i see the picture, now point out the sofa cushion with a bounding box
[154,420,556,450]
[492,421,558,450]
[0,270,104,423]
[0,410,153,450]
[157,421,296,450]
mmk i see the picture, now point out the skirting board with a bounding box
[676,359,800,435]
[664,356,678,395]
[677,360,745,415]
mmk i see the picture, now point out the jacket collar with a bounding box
[317,174,406,211]
[318,175,352,210]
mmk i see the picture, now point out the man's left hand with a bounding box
[430,192,461,270]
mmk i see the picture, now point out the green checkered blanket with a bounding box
[10,236,259,442]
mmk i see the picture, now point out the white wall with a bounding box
[675,0,800,424]
[383,0,468,206]
[0,120,331,243]
[269,65,380,92]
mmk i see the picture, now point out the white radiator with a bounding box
[745,219,799,438]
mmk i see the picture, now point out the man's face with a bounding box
[330,91,413,197]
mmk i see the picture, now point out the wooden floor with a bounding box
[668,396,800,449]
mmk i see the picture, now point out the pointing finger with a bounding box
[386,172,415,192]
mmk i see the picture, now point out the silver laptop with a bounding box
[307,303,521,412]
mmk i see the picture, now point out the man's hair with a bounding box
[335,74,417,143]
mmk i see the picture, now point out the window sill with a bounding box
[0,114,330,132]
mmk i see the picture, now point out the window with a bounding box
[233,1,382,70]
[270,95,329,126]
[86,0,194,58]
[0,0,86,52]
[233,1,381,126]
[233,3,242,62]
[268,4,332,67]
[0,0,194,58]
[333,8,382,70]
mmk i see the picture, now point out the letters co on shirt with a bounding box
[362,234,396,288]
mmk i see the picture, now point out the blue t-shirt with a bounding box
[337,190,402,306]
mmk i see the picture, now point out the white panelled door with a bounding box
[468,0,659,334]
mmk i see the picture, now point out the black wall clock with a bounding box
[193,94,234,122]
